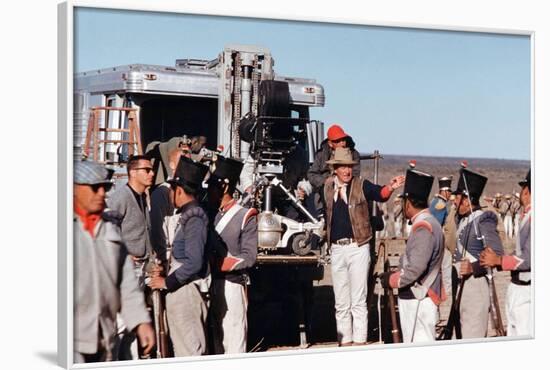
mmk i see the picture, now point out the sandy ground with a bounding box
[248,234,516,352]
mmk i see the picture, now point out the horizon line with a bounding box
[358,152,530,162]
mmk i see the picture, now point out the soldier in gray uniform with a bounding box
[380,168,445,343]
[148,157,210,357]
[429,176,454,310]
[207,156,258,354]
[481,170,532,336]
[452,167,504,339]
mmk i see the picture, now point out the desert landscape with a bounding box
[248,154,531,351]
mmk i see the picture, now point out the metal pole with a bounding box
[372,150,380,218]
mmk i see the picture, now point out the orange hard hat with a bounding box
[327,124,348,141]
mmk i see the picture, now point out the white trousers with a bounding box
[506,283,531,336]
[513,216,519,238]
[330,242,370,344]
[504,215,513,239]
[398,297,438,343]
[210,279,248,354]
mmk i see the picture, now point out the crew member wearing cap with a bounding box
[207,156,258,354]
[148,157,210,357]
[452,167,504,338]
[323,147,405,346]
[481,169,531,336]
[380,168,445,342]
[308,124,361,193]
[73,160,155,363]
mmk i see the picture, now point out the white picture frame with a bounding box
[7,0,545,369]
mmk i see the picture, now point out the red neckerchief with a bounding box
[220,198,237,213]
[74,204,102,238]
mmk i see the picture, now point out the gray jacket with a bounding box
[74,214,150,355]
[210,204,258,284]
[507,207,531,283]
[397,210,445,303]
[107,184,152,258]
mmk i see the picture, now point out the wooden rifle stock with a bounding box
[156,290,171,358]
[383,260,402,343]
[148,256,172,358]
[486,269,506,336]
[386,285,402,343]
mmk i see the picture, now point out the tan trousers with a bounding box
[460,276,489,338]
[166,282,208,357]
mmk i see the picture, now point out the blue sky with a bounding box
[74,7,531,160]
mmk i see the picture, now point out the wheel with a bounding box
[291,233,312,256]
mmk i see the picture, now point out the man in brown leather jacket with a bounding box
[323,147,404,346]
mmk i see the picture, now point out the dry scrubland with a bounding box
[259,154,530,350]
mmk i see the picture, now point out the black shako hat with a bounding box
[208,155,244,187]
[438,176,453,191]
[518,169,531,191]
[452,168,487,202]
[401,169,434,203]
[168,156,208,190]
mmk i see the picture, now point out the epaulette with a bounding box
[412,220,433,233]
[479,210,498,223]
[102,209,123,226]
[434,199,446,210]
[180,205,207,223]
[242,207,259,230]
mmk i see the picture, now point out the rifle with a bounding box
[146,256,171,358]
[383,259,402,343]
[438,266,464,340]
[458,166,506,337]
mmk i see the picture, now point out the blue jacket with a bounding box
[165,201,209,292]
[429,194,449,226]
[454,209,504,277]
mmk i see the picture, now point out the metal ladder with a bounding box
[82,106,142,163]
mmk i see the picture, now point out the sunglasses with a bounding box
[134,167,154,174]
[90,183,113,193]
